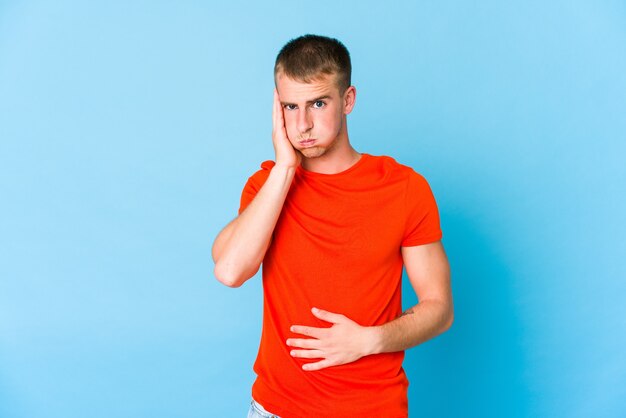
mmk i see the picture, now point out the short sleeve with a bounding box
[401,170,442,247]
[238,160,275,215]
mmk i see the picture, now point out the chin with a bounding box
[299,146,326,159]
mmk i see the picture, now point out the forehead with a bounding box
[276,73,340,102]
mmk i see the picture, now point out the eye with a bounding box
[312,100,326,109]
[284,104,297,111]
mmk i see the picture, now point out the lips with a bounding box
[299,139,316,146]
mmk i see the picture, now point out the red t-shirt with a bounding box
[238,153,442,418]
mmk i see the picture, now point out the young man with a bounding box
[212,34,454,418]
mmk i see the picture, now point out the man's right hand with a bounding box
[273,89,301,168]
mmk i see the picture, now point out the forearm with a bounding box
[369,300,453,354]
[213,164,295,287]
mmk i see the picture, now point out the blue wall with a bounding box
[1,1,624,417]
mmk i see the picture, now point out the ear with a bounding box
[343,86,357,115]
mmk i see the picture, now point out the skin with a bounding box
[212,72,454,371]
[273,71,361,174]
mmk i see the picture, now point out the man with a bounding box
[212,34,453,418]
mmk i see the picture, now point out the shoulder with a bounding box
[244,160,275,189]
[368,154,429,184]
[248,159,276,175]
[260,160,276,171]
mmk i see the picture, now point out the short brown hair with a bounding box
[274,34,352,94]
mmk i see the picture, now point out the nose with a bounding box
[296,108,313,135]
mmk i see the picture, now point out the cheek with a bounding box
[320,113,341,134]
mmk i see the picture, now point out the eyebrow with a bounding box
[280,95,331,106]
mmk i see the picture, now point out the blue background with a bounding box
[1,1,625,417]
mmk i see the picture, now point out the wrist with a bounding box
[364,325,383,356]
[269,163,297,180]
[272,161,299,172]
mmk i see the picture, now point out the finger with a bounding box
[290,325,328,339]
[302,359,334,371]
[311,307,346,324]
[286,338,319,349]
[290,349,325,359]
[275,91,285,128]
[272,90,278,132]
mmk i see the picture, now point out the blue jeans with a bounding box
[247,398,282,418]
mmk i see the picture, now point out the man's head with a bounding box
[274,34,356,160]
[274,34,351,95]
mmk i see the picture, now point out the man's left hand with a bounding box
[286,307,379,371]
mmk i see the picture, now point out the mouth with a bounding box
[299,139,316,147]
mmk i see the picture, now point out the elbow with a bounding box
[218,277,244,288]
[445,313,454,330]
[213,261,258,288]
[443,307,454,331]
[214,262,244,288]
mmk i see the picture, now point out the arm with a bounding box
[212,165,295,287]
[287,241,453,370]
[212,90,301,288]
[369,241,453,353]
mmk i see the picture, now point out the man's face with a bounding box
[275,72,354,159]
